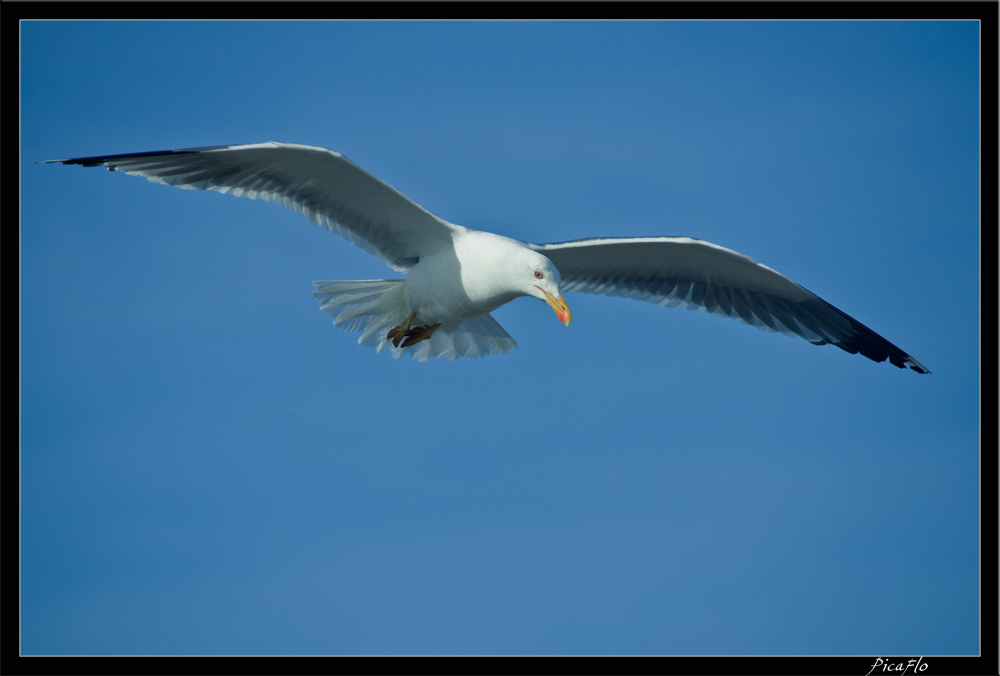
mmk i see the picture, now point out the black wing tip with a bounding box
[843,343,930,374]
[795,299,930,375]
[43,157,117,168]
[877,350,931,374]
[40,145,235,168]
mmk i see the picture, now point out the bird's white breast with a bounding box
[404,230,528,326]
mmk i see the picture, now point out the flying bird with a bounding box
[45,142,929,372]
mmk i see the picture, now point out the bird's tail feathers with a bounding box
[312,279,518,361]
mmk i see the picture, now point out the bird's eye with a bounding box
[534,271,544,279]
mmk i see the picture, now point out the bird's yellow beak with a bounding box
[542,289,572,326]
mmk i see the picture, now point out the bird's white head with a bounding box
[458,232,572,326]
[523,251,571,326]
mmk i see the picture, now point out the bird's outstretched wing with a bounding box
[44,142,462,271]
[530,237,930,373]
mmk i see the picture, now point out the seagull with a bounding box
[44,142,929,372]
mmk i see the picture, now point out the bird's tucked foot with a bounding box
[387,313,416,348]
[401,323,442,348]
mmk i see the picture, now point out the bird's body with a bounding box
[406,231,528,325]
[44,142,929,372]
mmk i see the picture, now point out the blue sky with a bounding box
[21,21,980,655]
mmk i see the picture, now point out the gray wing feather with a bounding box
[530,237,929,373]
[45,142,462,271]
